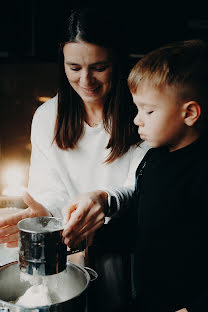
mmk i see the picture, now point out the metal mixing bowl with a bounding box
[0,261,97,312]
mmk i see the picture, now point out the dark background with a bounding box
[0,0,208,193]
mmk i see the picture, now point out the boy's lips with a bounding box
[139,133,147,140]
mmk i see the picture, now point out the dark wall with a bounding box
[0,1,207,193]
[120,2,208,55]
[1,1,208,61]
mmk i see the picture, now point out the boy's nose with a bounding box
[134,115,144,127]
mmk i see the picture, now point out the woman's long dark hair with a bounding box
[55,8,140,163]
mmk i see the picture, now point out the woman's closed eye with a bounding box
[68,66,107,72]
[146,111,153,115]
[89,64,110,72]
[70,67,81,71]
[92,66,107,72]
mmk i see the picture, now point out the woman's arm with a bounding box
[0,192,51,247]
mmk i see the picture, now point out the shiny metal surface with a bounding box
[17,217,87,276]
[18,217,67,276]
[0,261,95,312]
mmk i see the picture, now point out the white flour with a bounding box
[15,271,59,307]
[16,284,53,307]
[19,270,42,285]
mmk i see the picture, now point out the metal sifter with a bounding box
[17,216,86,276]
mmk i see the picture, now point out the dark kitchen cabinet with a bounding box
[1,1,208,62]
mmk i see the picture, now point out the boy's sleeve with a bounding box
[102,141,149,220]
[105,186,135,218]
[105,148,153,218]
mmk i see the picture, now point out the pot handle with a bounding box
[66,238,88,255]
[84,266,98,282]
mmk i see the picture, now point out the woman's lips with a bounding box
[81,86,100,95]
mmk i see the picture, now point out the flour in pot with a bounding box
[15,271,60,307]
[16,284,53,307]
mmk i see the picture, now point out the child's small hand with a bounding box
[176,309,188,312]
[62,190,107,247]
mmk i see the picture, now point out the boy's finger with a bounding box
[62,203,77,224]
[62,203,87,237]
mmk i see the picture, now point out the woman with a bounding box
[0,8,149,311]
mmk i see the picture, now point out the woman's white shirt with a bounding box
[28,96,150,217]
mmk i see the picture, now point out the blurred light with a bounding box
[2,165,27,196]
[3,166,24,186]
[37,96,51,103]
[2,186,27,196]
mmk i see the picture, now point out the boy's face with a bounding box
[132,84,188,152]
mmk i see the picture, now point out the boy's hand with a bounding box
[62,190,108,247]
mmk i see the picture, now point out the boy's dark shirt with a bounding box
[133,134,208,312]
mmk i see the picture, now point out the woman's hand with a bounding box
[0,192,51,247]
[62,190,108,247]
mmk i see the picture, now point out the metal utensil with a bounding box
[18,216,86,276]
[0,261,97,312]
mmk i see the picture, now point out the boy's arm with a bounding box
[62,187,136,247]
[104,186,135,218]
[62,150,152,248]
[104,147,153,218]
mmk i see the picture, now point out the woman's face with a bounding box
[63,41,113,106]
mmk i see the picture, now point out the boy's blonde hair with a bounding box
[128,39,208,130]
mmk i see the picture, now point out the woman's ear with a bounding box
[183,101,201,126]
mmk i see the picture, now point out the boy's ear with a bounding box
[183,101,201,126]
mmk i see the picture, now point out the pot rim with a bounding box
[0,261,91,309]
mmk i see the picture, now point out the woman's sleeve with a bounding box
[28,108,69,218]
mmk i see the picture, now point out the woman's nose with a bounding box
[80,70,95,86]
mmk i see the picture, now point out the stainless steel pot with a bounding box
[0,261,97,312]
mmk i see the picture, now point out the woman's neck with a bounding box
[84,101,104,127]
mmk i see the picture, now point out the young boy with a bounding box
[122,39,208,312]
[62,39,208,312]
